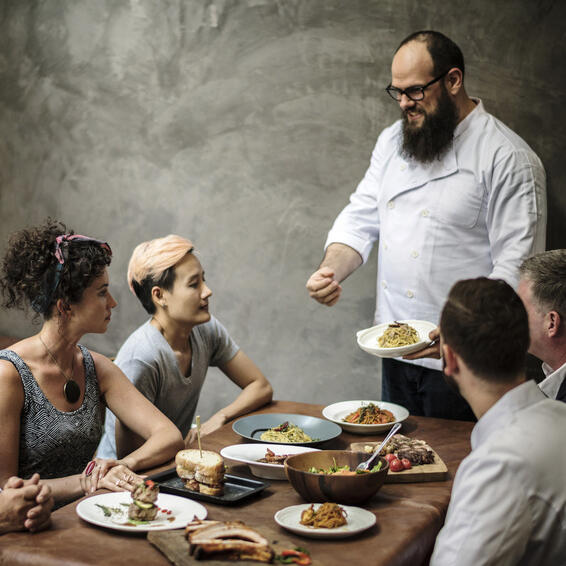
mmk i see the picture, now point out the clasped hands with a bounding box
[0,473,53,534]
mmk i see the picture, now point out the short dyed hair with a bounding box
[397,30,465,78]
[440,277,528,382]
[519,250,566,317]
[127,235,194,314]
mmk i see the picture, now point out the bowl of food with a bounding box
[220,444,320,480]
[356,319,437,358]
[322,400,409,434]
[232,413,342,446]
[284,450,388,505]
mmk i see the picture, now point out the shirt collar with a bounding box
[539,360,566,399]
[454,97,483,139]
[470,380,546,449]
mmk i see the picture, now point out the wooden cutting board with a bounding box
[350,442,448,483]
[148,525,324,566]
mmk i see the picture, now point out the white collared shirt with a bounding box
[430,380,566,565]
[539,360,566,400]
[325,100,546,370]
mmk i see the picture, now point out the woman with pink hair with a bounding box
[97,235,273,458]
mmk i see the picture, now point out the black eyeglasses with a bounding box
[385,71,448,102]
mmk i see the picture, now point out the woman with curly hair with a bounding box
[0,220,183,506]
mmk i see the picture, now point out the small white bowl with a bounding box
[220,444,320,480]
[322,400,409,434]
[356,320,437,358]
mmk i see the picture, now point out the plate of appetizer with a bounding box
[274,503,376,539]
[149,449,269,505]
[357,320,437,358]
[220,443,320,480]
[232,413,342,446]
[76,482,207,532]
[322,400,409,434]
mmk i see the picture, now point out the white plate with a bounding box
[274,504,376,539]
[76,492,207,532]
[322,400,409,434]
[357,320,437,358]
[220,444,320,480]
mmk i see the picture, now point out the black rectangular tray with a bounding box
[148,467,269,505]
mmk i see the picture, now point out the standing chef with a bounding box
[306,30,546,420]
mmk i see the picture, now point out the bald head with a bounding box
[396,31,465,78]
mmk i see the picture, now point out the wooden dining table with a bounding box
[0,400,474,566]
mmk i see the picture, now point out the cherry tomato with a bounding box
[401,458,412,470]
[384,453,397,463]
[389,458,404,472]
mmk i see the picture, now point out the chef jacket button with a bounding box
[411,250,419,258]
[400,164,407,171]
[381,281,387,289]
[421,209,429,217]
[406,290,414,298]
[383,243,388,250]
[387,201,395,209]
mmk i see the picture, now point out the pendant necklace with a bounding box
[38,334,81,404]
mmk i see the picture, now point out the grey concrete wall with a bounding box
[1,0,564,421]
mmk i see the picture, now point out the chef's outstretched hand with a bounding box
[306,267,342,306]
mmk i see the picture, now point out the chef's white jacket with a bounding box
[430,380,566,565]
[326,100,546,370]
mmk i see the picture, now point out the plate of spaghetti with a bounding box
[322,400,409,433]
[274,503,376,539]
[356,319,437,358]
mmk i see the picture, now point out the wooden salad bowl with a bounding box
[284,450,389,505]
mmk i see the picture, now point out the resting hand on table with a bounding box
[403,328,441,360]
[80,458,144,494]
[306,267,342,306]
[184,413,228,448]
[0,473,54,534]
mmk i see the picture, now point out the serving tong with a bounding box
[356,422,402,472]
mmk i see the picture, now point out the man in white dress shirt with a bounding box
[306,31,546,420]
[517,250,566,402]
[430,277,566,565]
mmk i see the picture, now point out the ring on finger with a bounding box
[116,479,121,486]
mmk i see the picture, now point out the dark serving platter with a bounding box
[232,413,342,447]
[148,467,270,505]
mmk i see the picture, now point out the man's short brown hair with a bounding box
[440,277,529,382]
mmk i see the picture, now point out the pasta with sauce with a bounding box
[300,503,347,529]
[260,421,313,443]
[377,322,419,348]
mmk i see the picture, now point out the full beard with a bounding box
[401,86,458,164]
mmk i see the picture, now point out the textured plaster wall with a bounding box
[0,0,564,420]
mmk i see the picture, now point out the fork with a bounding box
[356,422,402,472]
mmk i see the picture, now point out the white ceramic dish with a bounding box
[322,400,409,434]
[274,504,376,539]
[76,492,207,532]
[357,320,437,358]
[220,444,320,480]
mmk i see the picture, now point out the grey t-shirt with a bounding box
[97,316,239,459]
